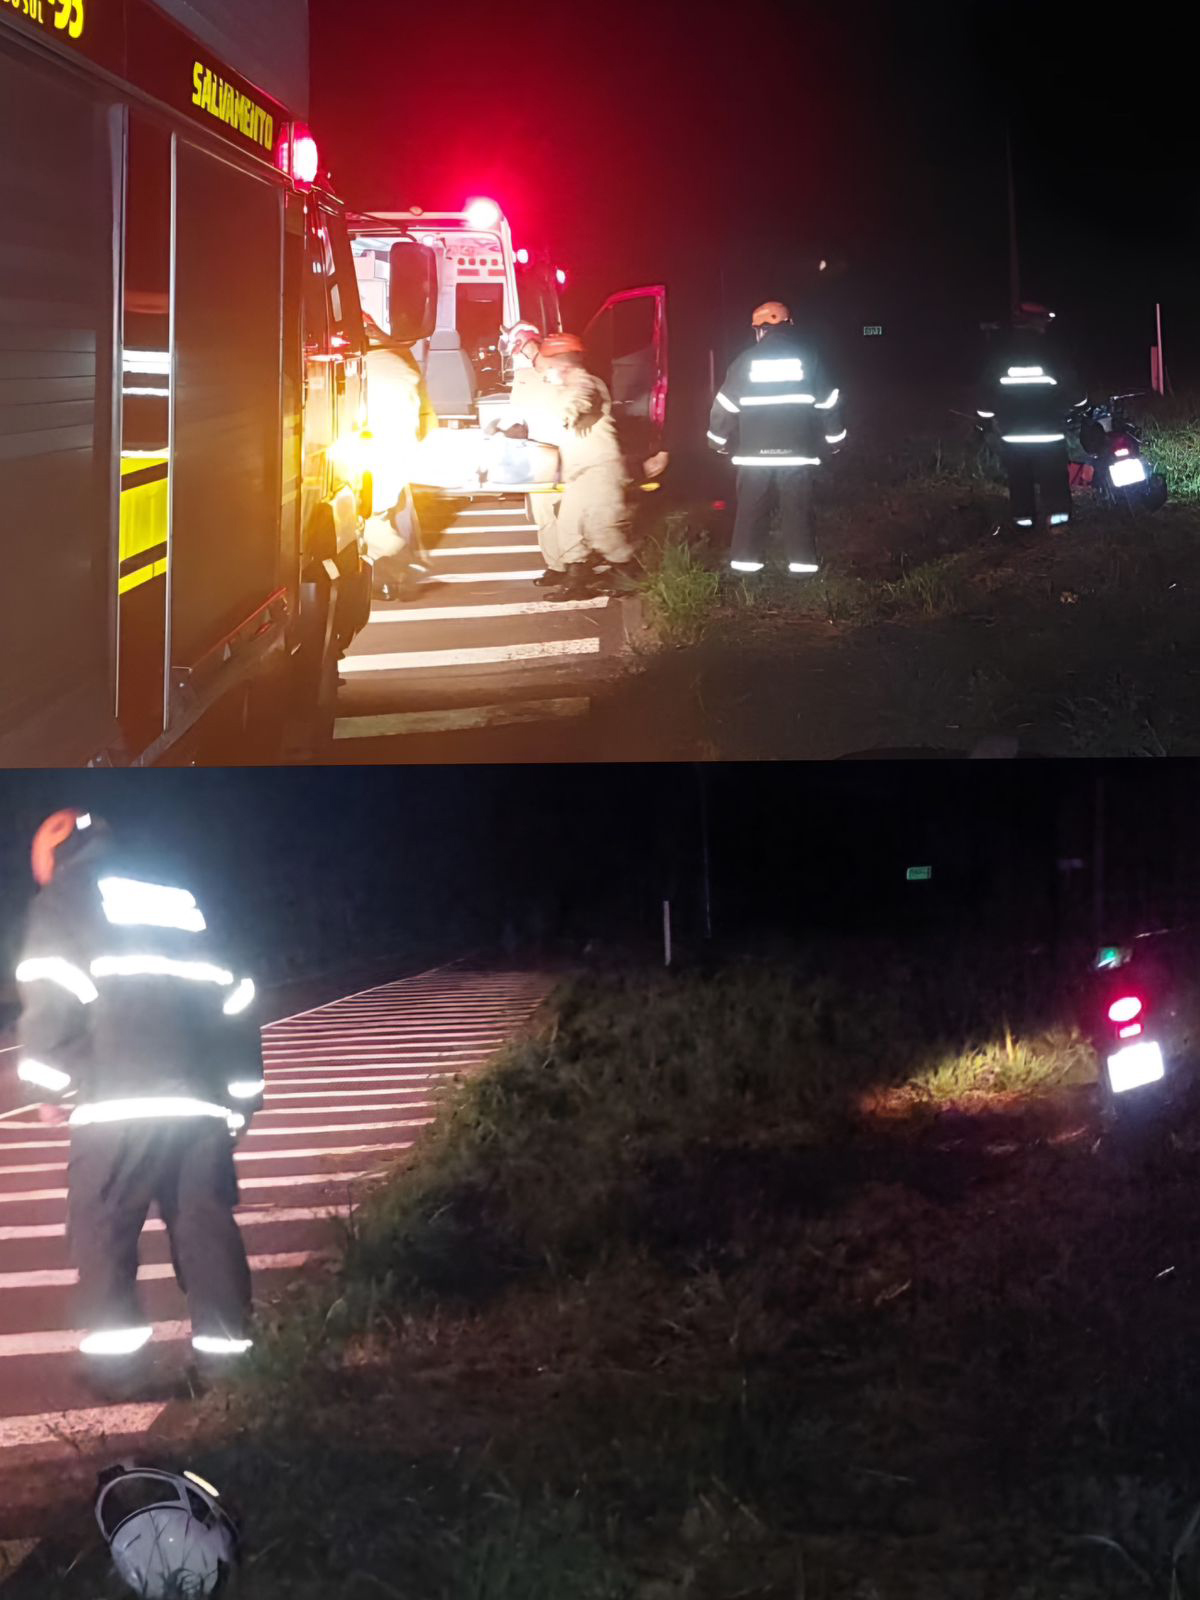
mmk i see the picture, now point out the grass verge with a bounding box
[22,950,1200,1599]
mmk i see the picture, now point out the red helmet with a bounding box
[31,809,91,886]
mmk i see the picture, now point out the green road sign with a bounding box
[905,865,932,881]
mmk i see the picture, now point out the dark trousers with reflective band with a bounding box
[67,1118,251,1347]
[731,464,817,567]
[1002,440,1071,524]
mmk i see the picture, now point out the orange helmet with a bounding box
[31,809,91,886]
[537,332,586,358]
[751,301,792,328]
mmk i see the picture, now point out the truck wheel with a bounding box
[282,575,339,761]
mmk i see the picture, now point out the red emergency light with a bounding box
[276,123,319,189]
[555,268,567,286]
[465,197,502,230]
[515,247,530,265]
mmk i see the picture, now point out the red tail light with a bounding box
[1110,434,1138,458]
[1108,995,1143,1023]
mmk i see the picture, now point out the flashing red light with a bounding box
[555,268,567,286]
[712,501,728,511]
[465,197,501,230]
[277,123,319,188]
[515,247,530,265]
[1118,1022,1143,1038]
[1108,996,1143,1024]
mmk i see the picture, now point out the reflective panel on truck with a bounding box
[0,36,117,765]
[170,139,284,668]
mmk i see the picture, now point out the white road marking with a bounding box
[0,1160,396,1195]
[0,1205,348,1242]
[340,637,601,674]
[0,1105,39,1124]
[429,544,541,556]
[262,1070,465,1084]
[335,697,591,741]
[450,516,535,527]
[0,1321,190,1358]
[0,1249,315,1291]
[0,1402,169,1448]
[416,569,545,584]
[258,1086,440,1100]
[367,599,606,623]
[242,1118,433,1138]
[257,960,445,1026]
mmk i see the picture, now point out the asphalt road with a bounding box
[0,962,549,1510]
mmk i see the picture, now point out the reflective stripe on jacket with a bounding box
[708,330,843,462]
[15,844,263,1126]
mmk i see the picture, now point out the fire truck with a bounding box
[0,0,373,767]
[348,200,670,512]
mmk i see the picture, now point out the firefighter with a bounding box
[493,323,568,587]
[977,302,1087,533]
[708,302,844,577]
[15,810,262,1399]
[535,333,638,599]
[363,310,438,599]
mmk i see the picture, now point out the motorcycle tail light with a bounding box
[1118,1022,1142,1038]
[1113,446,1131,458]
[1108,996,1143,1023]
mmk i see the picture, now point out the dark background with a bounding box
[2,765,1199,994]
[308,0,1196,399]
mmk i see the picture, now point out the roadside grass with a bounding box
[1141,397,1200,501]
[28,955,1200,1599]
[637,515,722,647]
[634,412,1200,730]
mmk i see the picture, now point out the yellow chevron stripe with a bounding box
[119,456,168,596]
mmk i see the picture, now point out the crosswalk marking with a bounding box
[0,1205,348,1242]
[415,568,546,584]
[430,543,541,556]
[0,1249,316,1292]
[0,1403,170,1449]
[339,637,601,674]
[367,599,606,623]
[0,964,546,1463]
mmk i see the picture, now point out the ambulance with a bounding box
[348,200,670,512]
[0,0,372,766]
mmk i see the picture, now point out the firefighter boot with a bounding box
[548,565,598,601]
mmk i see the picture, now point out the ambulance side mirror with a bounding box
[387,242,437,345]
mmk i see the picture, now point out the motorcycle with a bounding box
[1085,938,1189,1159]
[1070,393,1169,513]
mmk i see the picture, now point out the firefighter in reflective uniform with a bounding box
[977,302,1087,532]
[708,302,844,576]
[535,333,638,599]
[15,810,262,1397]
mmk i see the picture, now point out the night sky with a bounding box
[309,0,1198,391]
